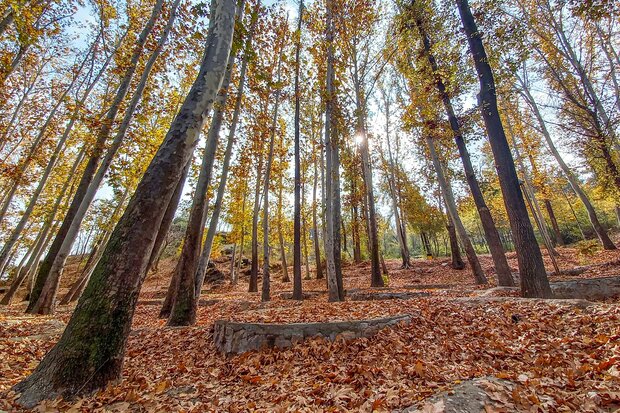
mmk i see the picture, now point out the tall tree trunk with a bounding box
[26,0,165,314]
[292,0,304,300]
[456,0,552,297]
[13,0,235,405]
[312,152,324,279]
[426,135,487,284]
[412,12,512,286]
[323,0,343,301]
[446,213,465,270]
[167,1,245,326]
[260,34,285,303]
[194,2,257,293]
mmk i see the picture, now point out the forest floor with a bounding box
[1,244,620,412]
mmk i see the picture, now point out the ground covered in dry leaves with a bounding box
[1,246,620,412]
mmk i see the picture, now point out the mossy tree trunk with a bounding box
[13,0,236,405]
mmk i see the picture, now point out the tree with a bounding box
[292,0,304,300]
[13,0,237,404]
[455,0,552,298]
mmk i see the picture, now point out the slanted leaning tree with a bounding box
[455,0,552,297]
[13,0,237,405]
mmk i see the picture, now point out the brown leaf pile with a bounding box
[1,249,619,412]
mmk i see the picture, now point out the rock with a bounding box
[402,284,453,290]
[477,276,620,300]
[550,276,620,300]
[399,376,514,413]
[476,287,520,297]
[279,290,325,300]
[213,314,413,355]
[348,291,430,301]
[203,262,226,285]
[452,296,595,309]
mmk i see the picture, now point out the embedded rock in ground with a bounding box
[399,377,514,413]
[213,314,413,355]
[453,296,594,308]
[347,291,430,301]
[477,287,519,297]
[402,284,453,290]
[279,290,325,300]
[478,276,620,300]
[203,261,226,285]
[550,276,620,300]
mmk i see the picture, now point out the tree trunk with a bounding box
[446,213,465,270]
[26,1,165,314]
[421,232,432,258]
[292,0,304,299]
[13,0,236,405]
[324,0,343,301]
[194,3,257,294]
[260,33,285,303]
[426,135,487,284]
[167,1,245,326]
[312,152,324,279]
[544,199,564,246]
[456,0,552,297]
[413,12,512,286]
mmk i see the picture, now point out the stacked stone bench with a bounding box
[213,314,413,355]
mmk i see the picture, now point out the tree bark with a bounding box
[456,0,552,297]
[13,0,236,405]
[167,0,245,326]
[292,0,304,299]
[412,11,512,286]
[194,2,257,294]
[426,135,487,284]
[446,213,465,270]
[26,0,165,314]
[324,0,343,301]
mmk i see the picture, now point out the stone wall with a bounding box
[347,291,430,301]
[477,276,620,301]
[213,314,412,355]
[551,276,620,300]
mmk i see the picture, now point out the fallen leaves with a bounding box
[0,249,619,412]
